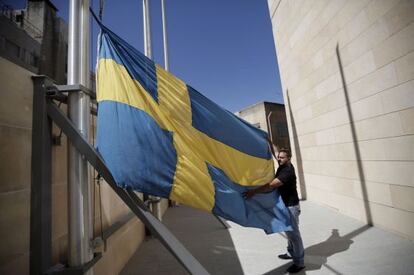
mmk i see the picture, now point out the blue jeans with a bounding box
[286,204,305,266]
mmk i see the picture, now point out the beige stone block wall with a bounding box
[0,57,156,274]
[268,0,414,239]
[0,56,34,274]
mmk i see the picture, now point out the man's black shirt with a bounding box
[275,163,299,207]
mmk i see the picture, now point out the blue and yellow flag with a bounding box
[96,24,291,233]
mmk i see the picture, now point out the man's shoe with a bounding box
[286,264,305,273]
[278,253,292,260]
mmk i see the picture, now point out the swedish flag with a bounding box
[96,23,292,233]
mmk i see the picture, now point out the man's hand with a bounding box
[243,180,279,199]
[243,189,256,199]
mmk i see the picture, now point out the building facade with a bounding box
[236,101,290,150]
[0,11,40,73]
[0,0,68,83]
[268,0,414,239]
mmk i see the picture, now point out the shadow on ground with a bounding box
[121,206,243,275]
[302,229,353,274]
[122,207,361,275]
[264,228,353,275]
[264,225,371,275]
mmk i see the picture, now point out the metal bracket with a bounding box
[144,196,161,208]
[50,84,96,99]
[44,84,96,104]
[44,84,98,116]
[91,211,136,250]
[91,237,104,249]
[45,253,102,275]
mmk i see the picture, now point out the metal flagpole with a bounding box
[161,0,169,71]
[143,0,152,59]
[142,0,163,221]
[161,0,178,208]
[67,0,94,273]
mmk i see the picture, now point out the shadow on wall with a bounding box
[336,44,372,225]
[286,90,307,200]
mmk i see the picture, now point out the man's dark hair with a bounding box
[278,148,292,159]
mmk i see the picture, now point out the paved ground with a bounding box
[121,201,414,275]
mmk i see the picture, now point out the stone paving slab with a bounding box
[121,201,414,275]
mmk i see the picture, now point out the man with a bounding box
[243,148,305,273]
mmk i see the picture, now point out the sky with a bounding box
[6,0,283,112]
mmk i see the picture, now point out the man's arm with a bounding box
[243,177,284,199]
[267,138,279,160]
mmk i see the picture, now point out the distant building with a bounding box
[0,0,68,83]
[0,10,40,73]
[235,101,290,150]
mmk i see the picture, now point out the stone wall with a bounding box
[268,0,414,239]
[0,56,34,274]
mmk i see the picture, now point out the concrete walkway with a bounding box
[121,201,414,275]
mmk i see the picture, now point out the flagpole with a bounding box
[142,0,163,221]
[67,0,93,272]
[143,0,152,59]
[161,0,169,71]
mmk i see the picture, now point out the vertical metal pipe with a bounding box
[67,0,93,272]
[142,0,163,220]
[161,0,169,71]
[143,0,152,59]
[161,0,178,208]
